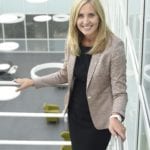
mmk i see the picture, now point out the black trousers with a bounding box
[68,115,111,150]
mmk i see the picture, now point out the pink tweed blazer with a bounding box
[34,34,128,129]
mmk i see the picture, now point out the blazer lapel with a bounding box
[68,54,76,84]
[86,53,101,88]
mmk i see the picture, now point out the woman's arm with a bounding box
[15,45,69,91]
[15,78,34,91]
[108,40,128,141]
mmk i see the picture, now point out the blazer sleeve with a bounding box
[33,46,69,88]
[110,40,128,118]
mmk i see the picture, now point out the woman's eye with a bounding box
[78,13,96,18]
[89,13,95,17]
[78,14,83,18]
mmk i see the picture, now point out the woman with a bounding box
[15,0,128,149]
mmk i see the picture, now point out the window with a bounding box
[142,0,150,114]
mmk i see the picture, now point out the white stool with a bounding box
[52,14,69,38]
[52,14,69,22]
[33,15,52,22]
[0,13,25,24]
[0,63,11,72]
[0,42,19,52]
[0,81,20,101]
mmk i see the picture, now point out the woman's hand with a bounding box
[14,78,34,91]
[108,117,126,141]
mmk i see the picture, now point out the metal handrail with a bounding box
[0,112,66,118]
[0,112,124,149]
[0,112,70,146]
[0,140,71,146]
[107,135,124,150]
[115,136,124,150]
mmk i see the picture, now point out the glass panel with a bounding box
[4,21,25,38]
[0,24,2,38]
[5,39,26,52]
[49,39,65,51]
[27,40,48,51]
[103,0,126,42]
[128,0,143,62]
[26,15,47,39]
[138,106,150,150]
[0,117,65,139]
[0,0,73,52]
[0,52,65,111]
[50,14,69,38]
[142,0,150,112]
[0,145,61,150]
[116,6,126,41]
[124,44,139,150]
[0,116,68,150]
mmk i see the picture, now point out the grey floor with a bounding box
[0,53,68,150]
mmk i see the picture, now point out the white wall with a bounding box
[0,0,73,14]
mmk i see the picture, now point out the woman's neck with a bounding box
[82,37,95,47]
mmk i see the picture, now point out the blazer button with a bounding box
[87,96,91,99]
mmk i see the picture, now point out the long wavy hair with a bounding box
[66,0,112,56]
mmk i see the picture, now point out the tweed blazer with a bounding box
[34,34,128,130]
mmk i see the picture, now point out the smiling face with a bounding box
[77,2,99,40]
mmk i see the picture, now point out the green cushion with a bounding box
[60,131,72,150]
[43,103,60,123]
[60,131,70,141]
[61,145,72,150]
[43,103,60,111]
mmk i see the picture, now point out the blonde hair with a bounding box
[66,0,111,56]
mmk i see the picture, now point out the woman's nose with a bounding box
[83,17,89,24]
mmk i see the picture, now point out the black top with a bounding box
[68,45,93,128]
